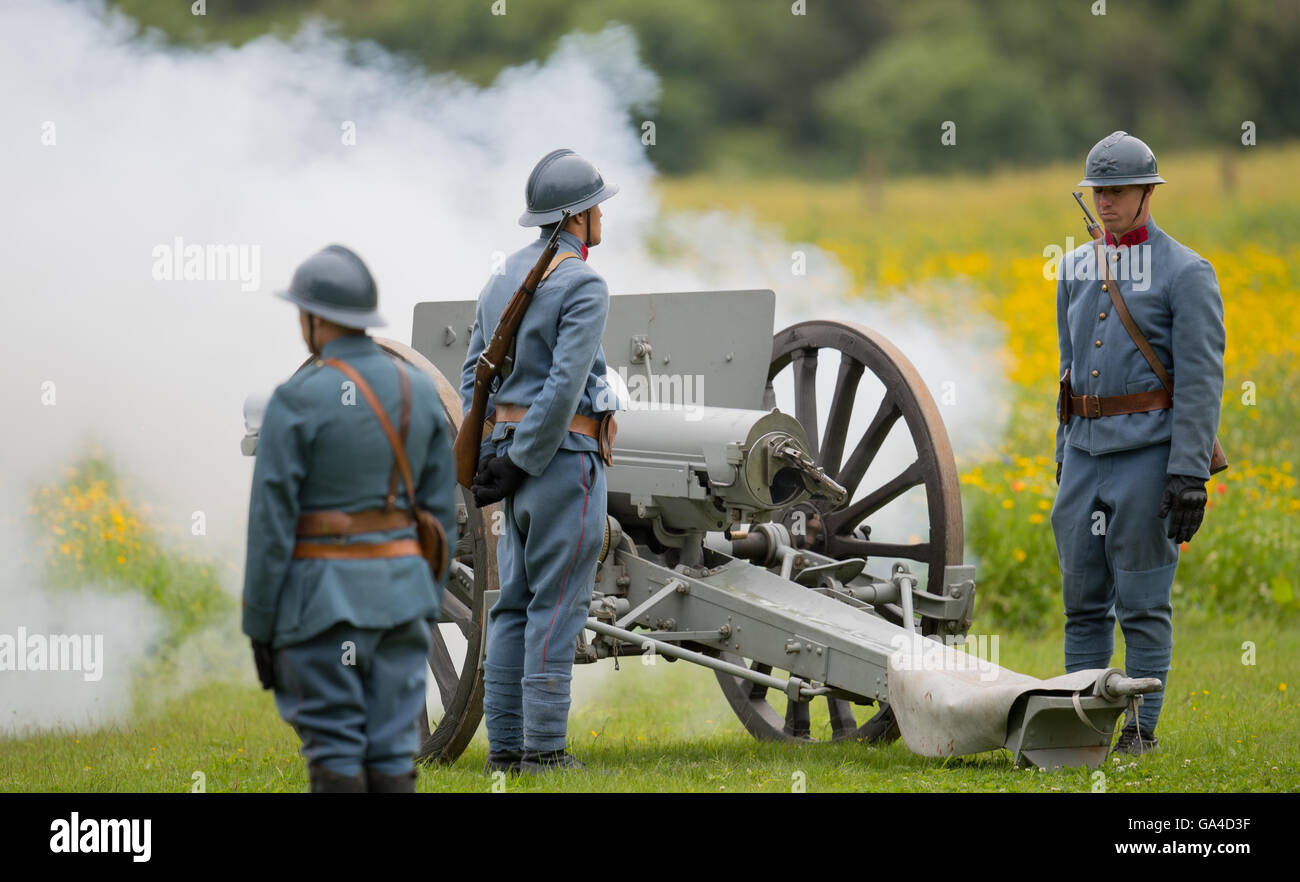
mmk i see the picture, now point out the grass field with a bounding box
[2,610,1294,792]
[4,144,1297,792]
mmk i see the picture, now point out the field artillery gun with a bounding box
[243,289,1158,770]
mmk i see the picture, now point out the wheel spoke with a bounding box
[829,535,932,563]
[783,697,811,738]
[746,661,773,702]
[440,590,474,637]
[837,394,901,498]
[819,355,864,475]
[827,698,858,740]
[829,459,925,534]
[427,628,461,711]
[793,347,819,460]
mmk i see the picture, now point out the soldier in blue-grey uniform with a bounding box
[243,244,457,792]
[1051,132,1225,756]
[460,148,618,774]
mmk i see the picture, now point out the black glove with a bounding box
[251,639,275,690]
[1055,461,1062,486]
[1157,474,1208,543]
[471,453,528,506]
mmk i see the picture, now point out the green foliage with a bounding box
[106,0,1300,176]
[29,453,234,652]
[820,31,1074,174]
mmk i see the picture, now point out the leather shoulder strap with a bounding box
[1093,239,1175,393]
[322,357,420,513]
[385,361,411,510]
[540,251,581,283]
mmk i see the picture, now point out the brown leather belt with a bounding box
[295,508,415,536]
[293,538,422,559]
[1068,388,1172,419]
[487,403,602,438]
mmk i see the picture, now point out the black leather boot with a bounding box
[484,749,525,775]
[365,767,417,793]
[308,763,367,793]
[1111,722,1160,756]
[521,749,586,774]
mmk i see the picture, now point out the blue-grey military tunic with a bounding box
[1050,217,1225,730]
[460,228,612,753]
[243,333,457,774]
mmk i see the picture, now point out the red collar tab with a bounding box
[1105,226,1149,248]
[579,242,589,261]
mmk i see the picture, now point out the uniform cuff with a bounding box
[241,602,276,645]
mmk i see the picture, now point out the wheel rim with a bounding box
[375,337,496,764]
[713,320,961,744]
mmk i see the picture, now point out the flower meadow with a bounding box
[662,144,1300,629]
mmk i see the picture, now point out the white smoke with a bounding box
[0,0,1006,735]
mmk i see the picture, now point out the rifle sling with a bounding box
[1091,236,1227,474]
[323,357,421,516]
[1092,238,1174,393]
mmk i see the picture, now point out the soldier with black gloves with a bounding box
[1051,132,1226,756]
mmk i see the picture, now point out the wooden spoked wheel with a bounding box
[375,338,495,764]
[713,320,964,744]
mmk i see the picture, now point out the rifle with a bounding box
[454,211,572,487]
[1071,192,1228,475]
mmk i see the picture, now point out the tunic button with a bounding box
[1095,340,1102,347]
[1102,284,1109,292]
[1091,370,1100,377]
[1099,312,1107,319]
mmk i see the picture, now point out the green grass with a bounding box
[4,612,1295,793]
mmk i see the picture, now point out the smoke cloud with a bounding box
[0,0,1006,734]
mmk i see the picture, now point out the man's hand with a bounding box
[1055,461,1062,486]
[1157,474,1208,543]
[251,639,275,690]
[471,453,528,507]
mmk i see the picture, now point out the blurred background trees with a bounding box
[114,0,1299,177]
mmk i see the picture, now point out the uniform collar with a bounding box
[541,229,590,261]
[1105,217,1155,248]
[319,334,379,357]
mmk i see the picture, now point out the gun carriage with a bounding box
[243,289,1158,770]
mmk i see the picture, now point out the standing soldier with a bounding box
[1052,132,1226,756]
[461,148,618,774]
[243,245,457,792]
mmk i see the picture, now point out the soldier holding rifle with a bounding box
[459,149,618,774]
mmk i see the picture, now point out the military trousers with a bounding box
[483,445,607,753]
[1051,440,1179,731]
[273,618,431,777]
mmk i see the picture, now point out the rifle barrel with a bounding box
[1073,191,1099,227]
